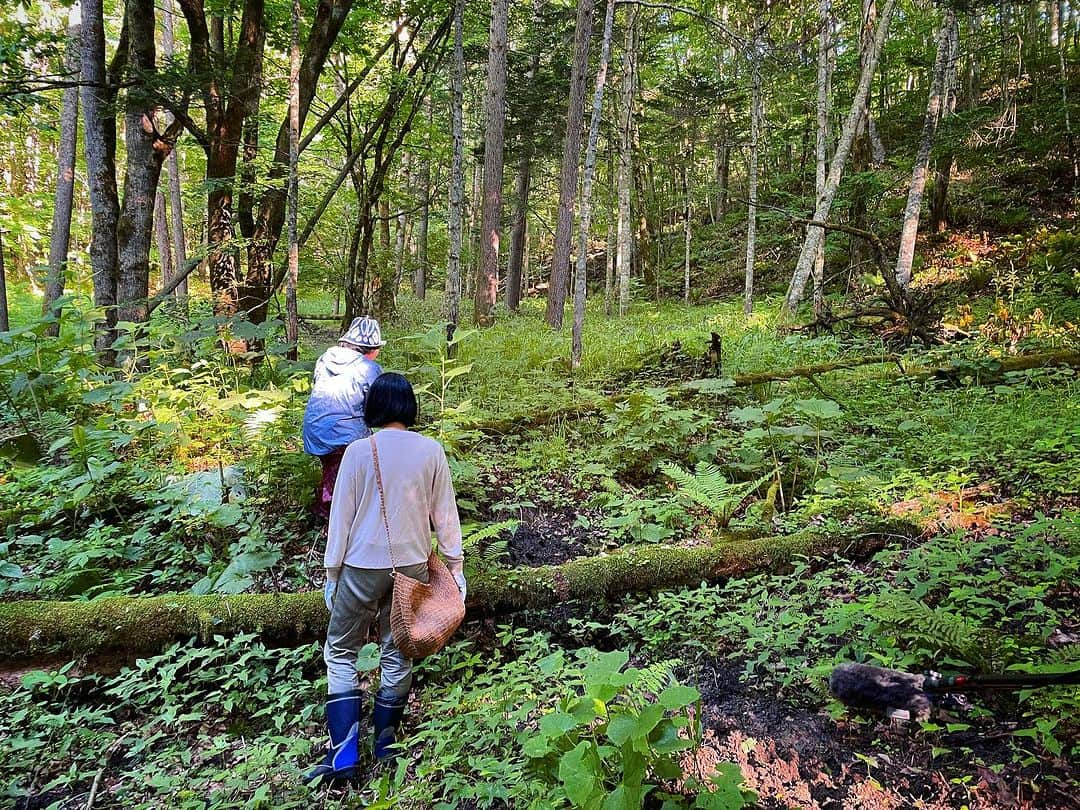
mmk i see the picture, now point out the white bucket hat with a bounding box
[340,317,386,349]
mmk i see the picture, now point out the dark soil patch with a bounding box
[507,508,596,566]
[691,656,1079,809]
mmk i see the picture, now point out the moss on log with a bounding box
[0,520,915,660]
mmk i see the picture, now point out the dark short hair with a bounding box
[364,372,418,428]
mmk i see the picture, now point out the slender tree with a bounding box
[445,0,466,338]
[744,14,763,317]
[547,0,596,328]
[162,0,187,302]
[571,0,615,368]
[43,11,81,336]
[616,4,637,318]
[812,0,832,318]
[285,0,300,359]
[154,190,174,287]
[475,0,509,327]
[784,0,898,313]
[80,0,121,361]
[0,230,8,333]
[894,7,956,290]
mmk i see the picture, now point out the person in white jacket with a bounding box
[301,317,385,520]
[305,373,466,784]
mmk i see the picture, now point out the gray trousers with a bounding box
[324,562,428,697]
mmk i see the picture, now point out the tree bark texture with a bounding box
[616,5,637,318]
[80,0,121,362]
[475,0,509,327]
[445,0,466,336]
[285,0,300,360]
[744,19,763,317]
[162,0,187,301]
[43,19,81,336]
[572,0,615,368]
[812,0,831,318]
[115,0,166,330]
[0,231,7,333]
[784,0,898,313]
[415,103,431,300]
[894,8,956,290]
[154,190,174,288]
[0,522,917,659]
[506,148,531,311]
[547,0,595,329]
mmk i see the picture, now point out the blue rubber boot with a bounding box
[372,692,408,762]
[304,690,362,784]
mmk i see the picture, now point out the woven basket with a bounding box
[389,550,466,659]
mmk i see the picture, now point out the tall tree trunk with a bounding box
[475,0,509,327]
[616,4,637,318]
[394,153,410,307]
[894,8,955,290]
[744,17,763,317]
[445,0,466,339]
[115,0,164,331]
[154,190,174,287]
[285,0,300,360]
[848,0,877,280]
[161,0,186,302]
[682,149,692,305]
[415,103,431,300]
[571,0,615,368]
[784,0,898,314]
[0,230,8,332]
[507,1,543,313]
[506,149,532,312]
[81,0,121,362]
[931,19,960,233]
[547,0,596,329]
[812,0,832,318]
[43,16,81,336]
[376,196,391,315]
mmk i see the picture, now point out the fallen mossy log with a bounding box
[0,520,916,660]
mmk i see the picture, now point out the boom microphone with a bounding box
[829,663,1080,719]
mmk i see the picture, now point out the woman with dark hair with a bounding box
[305,372,465,784]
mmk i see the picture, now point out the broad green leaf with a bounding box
[660,684,700,710]
[540,712,578,739]
[558,741,599,807]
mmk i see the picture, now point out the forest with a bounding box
[1,0,1079,806]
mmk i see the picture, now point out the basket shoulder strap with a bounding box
[369,435,398,571]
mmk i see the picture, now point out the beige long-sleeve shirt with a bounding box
[325,429,463,582]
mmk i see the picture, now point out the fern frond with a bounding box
[661,462,769,526]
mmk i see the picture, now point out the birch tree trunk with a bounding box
[616,4,637,318]
[547,0,596,329]
[43,14,81,336]
[394,153,410,306]
[571,0,615,369]
[682,147,692,304]
[445,0,466,339]
[475,0,509,327]
[894,8,955,290]
[285,0,300,360]
[812,0,831,318]
[81,0,120,363]
[162,0,187,302]
[744,17,763,317]
[784,0,898,314]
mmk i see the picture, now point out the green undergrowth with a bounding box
[0,628,752,809]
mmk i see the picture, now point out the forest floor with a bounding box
[2,238,1080,807]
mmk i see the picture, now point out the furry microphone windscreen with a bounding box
[829,663,934,720]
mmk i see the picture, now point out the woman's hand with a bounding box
[452,571,467,602]
[324,580,337,611]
